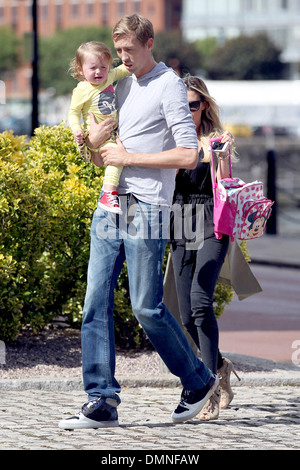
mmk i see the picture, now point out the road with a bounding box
[218,263,300,363]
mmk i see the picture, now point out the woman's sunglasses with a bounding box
[188,100,202,112]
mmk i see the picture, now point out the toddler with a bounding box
[69,41,129,213]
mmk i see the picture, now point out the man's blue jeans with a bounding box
[81,195,212,402]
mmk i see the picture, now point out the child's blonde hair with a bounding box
[69,41,113,81]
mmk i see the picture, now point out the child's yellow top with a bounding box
[68,63,129,140]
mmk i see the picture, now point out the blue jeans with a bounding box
[81,195,212,402]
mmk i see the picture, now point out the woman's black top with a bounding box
[170,150,215,247]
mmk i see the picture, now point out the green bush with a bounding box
[0,126,102,342]
[0,125,149,346]
[0,125,238,346]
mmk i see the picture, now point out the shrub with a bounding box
[0,126,102,342]
[0,125,239,346]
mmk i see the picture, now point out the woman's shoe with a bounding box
[198,387,220,421]
[218,357,241,409]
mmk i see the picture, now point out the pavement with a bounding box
[218,234,300,363]
[0,234,300,451]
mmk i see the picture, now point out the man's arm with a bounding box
[85,113,117,167]
[87,110,198,170]
[100,139,198,170]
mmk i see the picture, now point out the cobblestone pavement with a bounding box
[1,385,299,451]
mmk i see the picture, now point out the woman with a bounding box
[169,75,240,420]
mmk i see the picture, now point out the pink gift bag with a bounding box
[210,138,274,241]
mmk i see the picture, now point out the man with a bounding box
[59,14,218,430]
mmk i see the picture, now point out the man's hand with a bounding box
[87,112,117,150]
[101,138,130,167]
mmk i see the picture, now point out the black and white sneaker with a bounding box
[171,374,220,423]
[58,397,119,430]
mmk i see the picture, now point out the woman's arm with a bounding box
[216,130,235,181]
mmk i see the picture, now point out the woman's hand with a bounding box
[220,130,235,148]
[216,130,235,180]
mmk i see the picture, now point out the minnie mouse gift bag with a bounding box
[210,138,274,242]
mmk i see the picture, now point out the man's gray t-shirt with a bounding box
[115,62,198,206]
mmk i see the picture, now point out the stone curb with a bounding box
[0,371,300,392]
[1,352,299,391]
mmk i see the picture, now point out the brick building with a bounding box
[1,0,182,98]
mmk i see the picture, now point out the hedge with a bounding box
[0,125,239,346]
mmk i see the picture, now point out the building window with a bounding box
[0,5,4,24]
[41,4,48,21]
[71,2,80,17]
[86,1,94,17]
[27,3,32,20]
[56,3,63,28]
[147,4,155,16]
[102,2,108,24]
[117,0,126,17]
[12,6,18,26]
[132,1,141,13]
[246,0,253,10]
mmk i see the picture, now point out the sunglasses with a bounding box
[188,100,202,112]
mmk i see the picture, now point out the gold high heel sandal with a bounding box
[218,357,241,409]
[198,386,220,421]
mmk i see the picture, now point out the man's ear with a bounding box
[147,37,154,51]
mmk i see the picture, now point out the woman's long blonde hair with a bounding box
[183,74,237,162]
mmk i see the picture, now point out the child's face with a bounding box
[79,52,109,85]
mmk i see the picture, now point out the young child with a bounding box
[68,41,129,214]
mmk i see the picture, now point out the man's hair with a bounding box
[112,14,154,45]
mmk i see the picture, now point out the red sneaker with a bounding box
[98,191,122,214]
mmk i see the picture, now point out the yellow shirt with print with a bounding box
[68,63,129,143]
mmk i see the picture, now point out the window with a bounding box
[117,0,126,17]
[56,3,63,27]
[132,1,141,13]
[0,5,4,24]
[71,1,80,18]
[86,1,94,17]
[245,0,254,11]
[12,5,18,26]
[102,2,108,24]
[41,3,48,21]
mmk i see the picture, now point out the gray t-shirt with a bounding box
[115,62,198,206]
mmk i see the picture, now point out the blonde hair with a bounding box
[183,74,237,162]
[69,41,114,81]
[112,14,154,45]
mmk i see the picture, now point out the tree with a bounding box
[206,33,286,80]
[153,31,203,76]
[39,26,113,95]
[0,27,20,75]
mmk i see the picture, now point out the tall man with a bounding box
[59,14,218,430]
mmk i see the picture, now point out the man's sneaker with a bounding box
[58,397,119,430]
[98,191,122,214]
[171,374,219,423]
